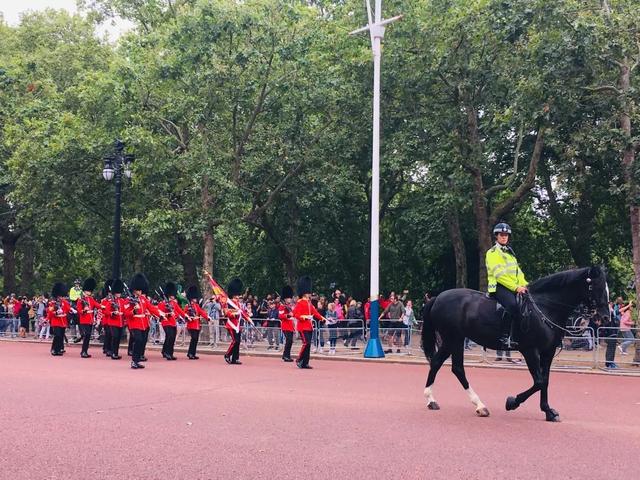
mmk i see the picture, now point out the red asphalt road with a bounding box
[1,342,638,480]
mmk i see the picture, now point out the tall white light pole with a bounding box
[350,1,402,358]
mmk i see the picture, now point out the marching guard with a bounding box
[185,286,209,359]
[77,278,100,358]
[293,276,325,369]
[224,278,246,365]
[128,273,164,369]
[48,282,71,356]
[101,279,127,359]
[101,280,114,357]
[279,285,295,362]
[158,282,185,361]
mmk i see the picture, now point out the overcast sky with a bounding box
[1,0,132,38]
[1,0,79,25]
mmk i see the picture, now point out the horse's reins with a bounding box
[525,277,596,336]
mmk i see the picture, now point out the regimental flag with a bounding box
[204,271,253,331]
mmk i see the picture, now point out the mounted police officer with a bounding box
[486,222,528,349]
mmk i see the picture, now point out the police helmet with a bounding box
[493,223,512,236]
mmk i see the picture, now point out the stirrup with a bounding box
[500,335,518,350]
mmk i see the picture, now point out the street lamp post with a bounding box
[350,1,402,358]
[102,140,133,281]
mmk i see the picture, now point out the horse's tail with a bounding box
[421,297,437,363]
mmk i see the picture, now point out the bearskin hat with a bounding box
[186,285,201,301]
[297,276,312,296]
[281,285,294,300]
[102,279,113,297]
[112,279,124,294]
[164,281,177,297]
[227,278,244,297]
[82,278,97,292]
[130,273,149,294]
[52,282,67,298]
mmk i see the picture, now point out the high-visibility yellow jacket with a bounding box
[486,244,528,293]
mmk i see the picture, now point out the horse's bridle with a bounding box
[527,276,599,335]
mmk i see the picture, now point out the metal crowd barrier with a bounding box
[0,312,18,338]
[596,327,640,371]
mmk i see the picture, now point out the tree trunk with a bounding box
[618,61,640,302]
[201,228,214,299]
[19,236,35,295]
[2,234,19,295]
[463,103,492,291]
[177,234,198,288]
[446,208,468,288]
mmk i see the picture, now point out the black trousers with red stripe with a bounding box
[187,329,200,357]
[130,328,145,363]
[110,326,123,356]
[282,331,294,359]
[297,330,313,366]
[51,326,65,354]
[162,325,177,357]
[226,329,241,362]
[103,324,112,354]
[79,324,92,354]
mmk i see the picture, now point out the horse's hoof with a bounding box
[505,396,519,411]
[427,401,440,410]
[545,409,561,422]
[476,407,490,417]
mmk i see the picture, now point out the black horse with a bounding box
[421,266,610,421]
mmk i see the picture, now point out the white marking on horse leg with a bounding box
[466,387,485,408]
[467,387,489,416]
[424,386,436,404]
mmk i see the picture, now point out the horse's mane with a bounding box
[528,267,590,294]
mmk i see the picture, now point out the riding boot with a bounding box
[499,312,517,349]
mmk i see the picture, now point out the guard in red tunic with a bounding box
[77,278,101,358]
[48,282,71,356]
[158,282,185,361]
[184,286,209,359]
[101,280,114,356]
[223,278,246,365]
[101,279,128,360]
[279,285,295,362]
[128,273,165,369]
[293,276,325,369]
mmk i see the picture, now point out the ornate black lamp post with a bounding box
[102,140,133,280]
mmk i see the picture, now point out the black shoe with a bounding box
[131,362,145,369]
[187,355,195,360]
[162,353,171,360]
[224,355,232,364]
[81,352,91,358]
[296,361,304,369]
[384,349,392,354]
[139,356,148,362]
[282,357,294,362]
[127,351,132,356]
[73,337,81,344]
[192,355,199,360]
[170,356,177,360]
[51,351,61,356]
[300,364,313,369]
[111,354,122,360]
[231,360,242,365]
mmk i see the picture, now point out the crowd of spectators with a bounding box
[1,285,637,365]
